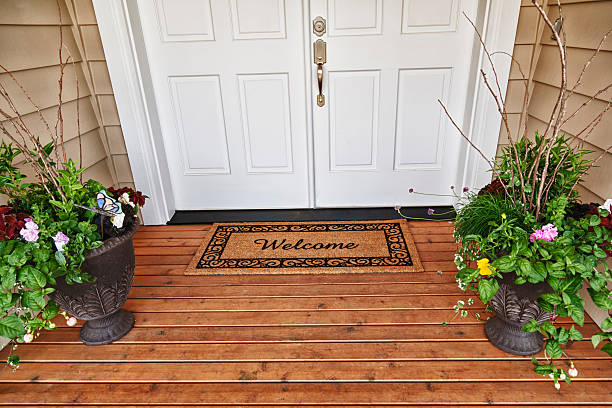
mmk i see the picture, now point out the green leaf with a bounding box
[557,328,569,344]
[591,332,612,348]
[534,364,554,375]
[54,251,66,266]
[589,214,601,226]
[514,276,527,285]
[7,247,28,267]
[42,299,60,320]
[593,246,607,259]
[493,256,515,272]
[568,325,583,341]
[541,293,562,306]
[21,290,46,311]
[540,321,556,336]
[601,317,612,331]
[522,318,540,333]
[545,339,563,359]
[0,315,26,339]
[588,288,612,310]
[601,343,612,357]
[566,304,585,327]
[0,266,16,291]
[478,278,499,304]
[17,266,46,289]
[578,244,592,253]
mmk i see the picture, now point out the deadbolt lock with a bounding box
[313,16,326,36]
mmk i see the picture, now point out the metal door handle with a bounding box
[317,64,324,107]
[313,39,326,107]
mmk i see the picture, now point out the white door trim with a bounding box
[94,0,521,225]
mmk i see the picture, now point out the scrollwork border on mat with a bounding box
[196,222,414,269]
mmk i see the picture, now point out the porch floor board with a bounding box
[1,221,611,406]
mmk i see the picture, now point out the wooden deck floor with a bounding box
[1,221,611,406]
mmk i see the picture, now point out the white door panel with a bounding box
[311,0,480,207]
[137,0,310,210]
[138,0,483,210]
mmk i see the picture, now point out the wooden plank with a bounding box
[2,360,609,383]
[130,282,464,298]
[6,341,605,363]
[133,262,458,276]
[52,309,494,328]
[0,382,610,405]
[33,323,602,343]
[121,295,477,311]
[127,283,465,297]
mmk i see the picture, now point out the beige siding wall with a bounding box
[500,0,612,203]
[0,0,134,197]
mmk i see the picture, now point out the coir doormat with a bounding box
[185,220,424,275]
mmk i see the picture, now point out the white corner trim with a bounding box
[92,0,174,225]
[461,0,522,192]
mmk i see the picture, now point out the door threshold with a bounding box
[167,207,455,224]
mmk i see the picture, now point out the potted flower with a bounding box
[399,2,612,389]
[0,50,147,369]
[447,3,612,389]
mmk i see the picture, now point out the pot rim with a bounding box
[86,217,140,259]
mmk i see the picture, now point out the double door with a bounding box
[137,0,480,209]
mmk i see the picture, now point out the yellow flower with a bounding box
[477,258,496,276]
[501,213,507,219]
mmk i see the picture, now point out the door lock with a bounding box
[313,16,326,36]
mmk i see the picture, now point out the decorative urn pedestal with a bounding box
[51,219,139,345]
[485,272,553,355]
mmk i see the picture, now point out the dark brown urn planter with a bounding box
[485,272,554,355]
[51,218,139,346]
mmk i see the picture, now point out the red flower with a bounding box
[108,187,147,207]
[0,206,28,241]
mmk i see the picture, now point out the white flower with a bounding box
[119,192,135,208]
[23,333,33,343]
[554,382,560,390]
[48,322,56,329]
[599,199,612,212]
[569,363,578,377]
[66,317,77,327]
[111,212,125,228]
[559,372,566,380]
[548,373,554,379]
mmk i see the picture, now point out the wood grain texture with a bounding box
[0,223,609,406]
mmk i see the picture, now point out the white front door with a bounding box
[137,0,311,210]
[311,0,479,207]
[137,0,481,210]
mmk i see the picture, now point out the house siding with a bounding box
[500,0,612,203]
[0,0,134,197]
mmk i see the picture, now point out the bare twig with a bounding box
[437,99,516,206]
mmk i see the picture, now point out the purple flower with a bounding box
[394,205,401,212]
[427,208,435,216]
[463,187,469,193]
[53,232,70,252]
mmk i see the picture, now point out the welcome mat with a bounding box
[185,220,424,275]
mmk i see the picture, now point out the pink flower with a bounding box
[20,227,39,242]
[23,218,38,231]
[427,208,435,216]
[53,232,69,251]
[463,187,469,193]
[20,217,40,242]
[530,224,558,243]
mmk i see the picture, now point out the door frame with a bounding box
[93,0,521,225]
